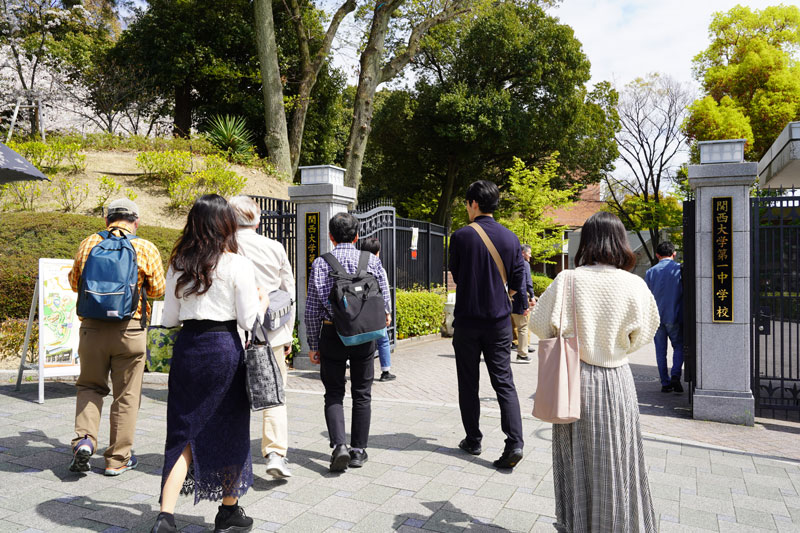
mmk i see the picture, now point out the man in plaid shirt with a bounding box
[305,212,391,472]
[67,199,165,476]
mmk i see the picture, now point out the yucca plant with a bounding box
[205,115,255,163]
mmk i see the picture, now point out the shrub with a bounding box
[125,188,138,201]
[0,212,181,319]
[0,318,38,361]
[51,175,89,212]
[5,181,42,211]
[53,132,217,154]
[531,273,554,296]
[198,167,247,198]
[205,115,255,163]
[96,175,122,210]
[396,289,445,339]
[9,140,48,169]
[167,173,202,209]
[9,140,84,174]
[136,150,192,183]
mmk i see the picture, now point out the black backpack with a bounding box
[322,251,387,346]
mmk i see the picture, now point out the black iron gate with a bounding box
[351,203,397,346]
[682,200,697,410]
[250,196,297,275]
[751,193,800,419]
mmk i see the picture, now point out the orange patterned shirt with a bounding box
[68,222,166,320]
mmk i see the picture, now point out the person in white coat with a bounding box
[229,195,296,479]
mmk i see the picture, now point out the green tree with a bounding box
[684,4,800,159]
[497,155,575,264]
[361,2,618,225]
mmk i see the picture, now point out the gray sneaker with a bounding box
[265,452,292,479]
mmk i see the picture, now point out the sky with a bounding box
[551,0,782,91]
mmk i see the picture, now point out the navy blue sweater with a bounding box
[449,216,526,329]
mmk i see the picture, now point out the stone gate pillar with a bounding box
[688,140,755,426]
[289,165,356,370]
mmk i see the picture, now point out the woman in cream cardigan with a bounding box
[530,211,660,533]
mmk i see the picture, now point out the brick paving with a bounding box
[0,336,797,531]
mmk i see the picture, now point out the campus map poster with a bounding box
[38,258,82,377]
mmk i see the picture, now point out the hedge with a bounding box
[0,212,181,320]
[531,273,554,296]
[395,289,445,340]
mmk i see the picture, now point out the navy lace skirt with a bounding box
[160,320,253,504]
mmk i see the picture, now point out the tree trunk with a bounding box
[343,5,393,191]
[288,77,315,175]
[433,159,458,226]
[254,0,293,179]
[172,82,192,138]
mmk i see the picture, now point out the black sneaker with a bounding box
[661,384,674,393]
[151,512,178,533]
[349,449,368,468]
[330,444,350,472]
[458,438,481,456]
[379,371,396,382]
[493,448,523,469]
[516,354,531,363]
[214,504,253,533]
[671,376,684,393]
[528,346,535,353]
[69,436,93,473]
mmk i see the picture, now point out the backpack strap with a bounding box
[356,250,371,278]
[322,253,349,276]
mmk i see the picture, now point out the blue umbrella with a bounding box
[0,142,49,184]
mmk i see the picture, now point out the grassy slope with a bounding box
[0,212,181,318]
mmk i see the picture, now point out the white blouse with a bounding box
[161,253,262,332]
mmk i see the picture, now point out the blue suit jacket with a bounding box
[645,258,682,324]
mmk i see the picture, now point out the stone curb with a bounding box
[396,332,444,347]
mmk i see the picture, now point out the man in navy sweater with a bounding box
[449,180,526,469]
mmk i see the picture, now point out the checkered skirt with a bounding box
[552,361,656,532]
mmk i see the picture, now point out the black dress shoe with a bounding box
[151,513,177,533]
[528,346,535,353]
[330,444,350,472]
[493,448,523,469]
[214,504,253,533]
[661,384,673,393]
[349,448,368,467]
[671,376,684,393]
[458,439,482,456]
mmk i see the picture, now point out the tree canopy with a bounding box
[684,4,800,160]
[360,1,618,225]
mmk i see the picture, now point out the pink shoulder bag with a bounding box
[532,271,581,424]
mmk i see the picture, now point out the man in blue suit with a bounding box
[645,241,684,393]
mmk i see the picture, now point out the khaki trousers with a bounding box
[261,344,289,457]
[72,319,146,469]
[511,313,529,357]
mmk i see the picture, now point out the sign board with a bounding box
[306,212,320,289]
[37,258,83,378]
[712,197,733,323]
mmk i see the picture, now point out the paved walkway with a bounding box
[0,337,798,532]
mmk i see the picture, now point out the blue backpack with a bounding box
[77,230,144,322]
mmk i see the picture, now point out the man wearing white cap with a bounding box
[67,199,166,476]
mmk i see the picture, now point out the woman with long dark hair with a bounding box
[152,195,262,533]
[531,211,660,532]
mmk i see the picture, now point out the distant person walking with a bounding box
[67,199,165,476]
[449,180,527,469]
[152,195,264,533]
[359,237,395,382]
[511,244,535,362]
[645,241,684,393]
[531,211,660,532]
[305,213,391,472]
[230,195,297,479]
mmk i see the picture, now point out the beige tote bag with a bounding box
[532,271,581,424]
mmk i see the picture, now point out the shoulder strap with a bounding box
[357,250,371,277]
[97,230,110,239]
[322,253,348,276]
[469,223,507,285]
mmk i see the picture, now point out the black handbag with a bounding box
[244,319,285,411]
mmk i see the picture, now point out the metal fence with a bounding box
[395,218,447,290]
[250,196,297,275]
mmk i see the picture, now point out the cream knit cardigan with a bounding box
[530,265,661,368]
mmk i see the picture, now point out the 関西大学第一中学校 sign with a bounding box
[712,197,733,323]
